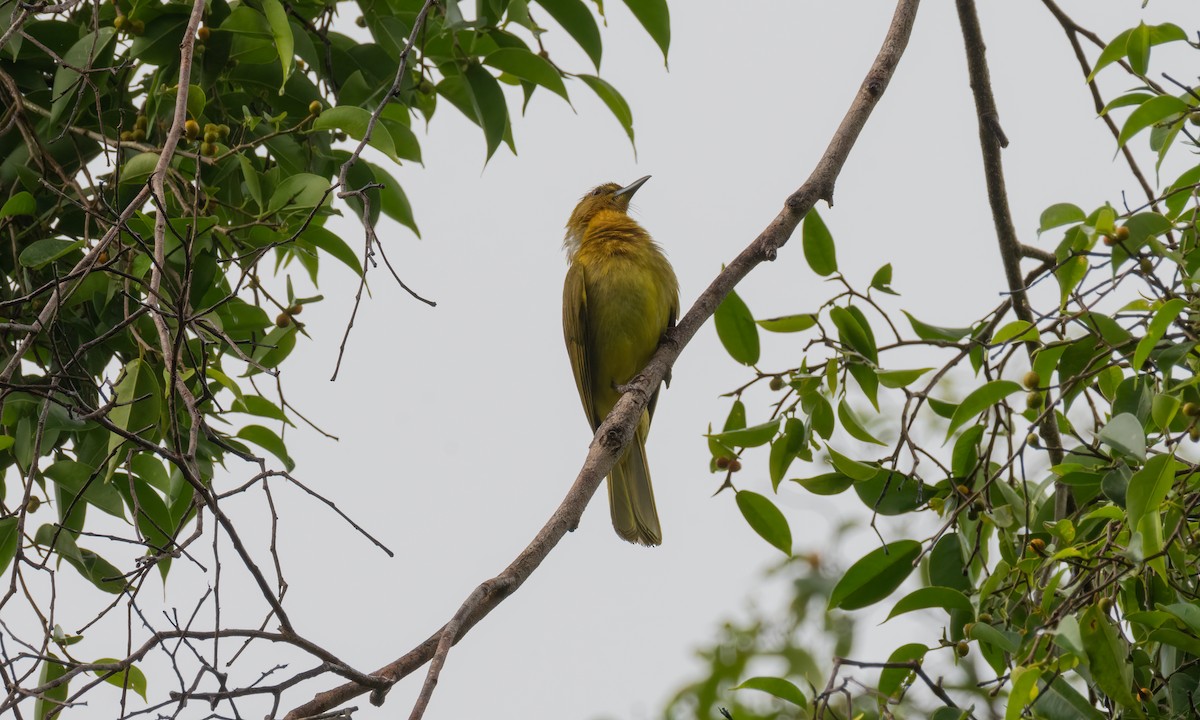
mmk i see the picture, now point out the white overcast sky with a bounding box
[22,2,1200,719]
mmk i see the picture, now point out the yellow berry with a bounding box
[197,26,210,42]
[728,458,742,472]
[184,119,200,141]
[1022,370,1040,390]
[308,100,322,117]
[1113,226,1130,241]
[956,641,970,657]
[275,312,291,328]
[768,376,785,391]
[1026,391,1044,410]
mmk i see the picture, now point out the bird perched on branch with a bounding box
[562,176,680,546]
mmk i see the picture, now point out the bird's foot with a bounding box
[614,375,646,394]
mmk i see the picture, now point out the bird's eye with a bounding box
[591,188,603,196]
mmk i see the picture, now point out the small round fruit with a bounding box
[768,376,785,391]
[135,115,148,130]
[1098,596,1113,613]
[1190,113,1200,127]
[1113,225,1130,241]
[356,16,367,27]
[955,484,971,496]
[97,250,109,264]
[1026,391,1044,410]
[275,312,291,328]
[197,26,210,42]
[290,304,303,315]
[131,128,146,141]
[956,641,970,657]
[218,124,230,138]
[1190,425,1200,442]
[978,612,993,623]
[184,119,200,141]
[1022,370,1040,390]
[26,496,40,513]
[200,142,217,157]
[728,458,742,472]
[1184,402,1200,417]
[715,456,730,470]
[1102,234,1117,246]
[120,130,133,141]
[204,131,219,144]
[1026,433,1039,447]
[1138,687,1152,702]
[1027,538,1046,554]
[113,14,126,30]
[308,100,322,117]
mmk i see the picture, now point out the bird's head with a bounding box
[564,176,650,253]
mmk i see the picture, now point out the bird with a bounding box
[562,176,680,546]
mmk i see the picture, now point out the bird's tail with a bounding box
[608,421,662,546]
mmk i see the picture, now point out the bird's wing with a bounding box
[648,292,679,423]
[563,263,599,430]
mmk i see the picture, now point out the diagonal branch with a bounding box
[283,1,923,717]
[954,0,1069,517]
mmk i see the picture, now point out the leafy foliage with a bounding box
[0,0,660,714]
[698,16,1200,720]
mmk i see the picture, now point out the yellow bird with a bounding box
[562,176,680,546]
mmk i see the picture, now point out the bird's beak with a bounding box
[613,175,651,199]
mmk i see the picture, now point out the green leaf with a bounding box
[827,448,877,482]
[1006,666,1041,720]
[1080,603,1138,707]
[837,400,884,445]
[903,311,972,342]
[251,324,297,370]
[768,418,805,490]
[855,470,923,516]
[735,490,791,556]
[952,425,984,478]
[1097,412,1146,461]
[91,659,148,700]
[238,155,264,211]
[877,367,932,389]
[1134,298,1186,370]
[301,225,362,276]
[237,425,295,471]
[260,0,294,92]
[34,654,69,720]
[577,74,634,150]
[43,460,126,519]
[620,0,669,62]
[1127,453,1175,543]
[0,191,36,218]
[830,307,876,363]
[50,28,117,123]
[992,320,1039,345]
[312,107,400,163]
[708,417,779,448]
[794,472,853,496]
[714,288,759,365]
[230,395,292,424]
[120,152,160,185]
[1039,203,1085,233]
[885,586,973,622]
[265,173,331,217]
[365,162,420,236]
[463,62,510,161]
[1126,22,1151,76]
[1090,23,1187,79]
[107,358,162,457]
[732,676,806,707]
[485,48,569,101]
[870,263,897,294]
[536,0,602,69]
[945,380,1022,440]
[757,313,817,333]
[0,516,17,577]
[968,622,1019,653]
[1054,255,1088,307]
[19,238,85,269]
[1152,393,1181,431]
[878,643,927,700]
[1118,95,1188,149]
[829,539,921,610]
[802,209,837,276]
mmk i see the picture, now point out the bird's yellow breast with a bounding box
[572,211,678,415]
